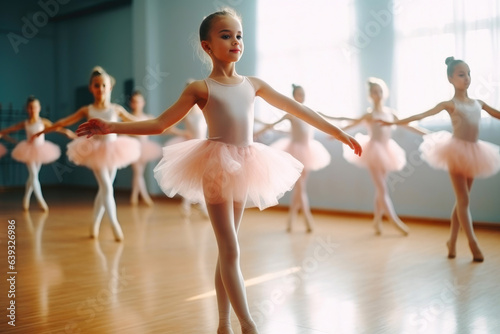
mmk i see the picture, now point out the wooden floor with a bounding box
[0,187,499,334]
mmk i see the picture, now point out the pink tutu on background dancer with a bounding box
[381,57,500,262]
[0,96,73,211]
[255,84,331,231]
[40,66,140,241]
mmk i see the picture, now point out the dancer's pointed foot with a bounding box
[446,240,456,259]
[241,321,259,334]
[217,325,234,334]
[373,219,382,235]
[391,219,409,236]
[469,241,484,262]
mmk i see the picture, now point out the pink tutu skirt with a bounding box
[271,138,331,171]
[137,138,162,164]
[153,139,304,210]
[0,144,6,158]
[11,140,60,164]
[67,135,141,170]
[343,133,406,172]
[419,131,500,178]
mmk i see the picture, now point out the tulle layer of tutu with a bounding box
[138,138,162,163]
[0,144,6,158]
[67,136,141,170]
[343,133,406,172]
[11,140,60,164]
[419,131,500,178]
[271,138,331,171]
[153,139,304,210]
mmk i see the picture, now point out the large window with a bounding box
[256,0,358,123]
[393,0,500,119]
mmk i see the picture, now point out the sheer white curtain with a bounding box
[256,0,358,124]
[392,0,500,119]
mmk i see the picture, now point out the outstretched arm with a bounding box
[317,111,357,122]
[392,115,429,135]
[253,115,289,138]
[77,81,204,137]
[41,107,88,135]
[379,101,450,126]
[0,121,26,136]
[41,118,77,139]
[479,100,500,120]
[250,77,361,156]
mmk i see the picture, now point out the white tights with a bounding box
[23,162,48,211]
[206,199,258,334]
[130,161,153,206]
[91,167,124,241]
[369,168,409,235]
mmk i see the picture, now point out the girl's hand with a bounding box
[76,119,111,138]
[345,135,362,157]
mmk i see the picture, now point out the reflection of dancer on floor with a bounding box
[326,78,426,235]
[255,84,331,232]
[129,90,162,206]
[76,9,361,333]
[381,57,500,261]
[166,81,209,217]
[39,67,141,241]
[0,96,72,211]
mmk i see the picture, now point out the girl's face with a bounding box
[89,75,112,101]
[130,94,145,112]
[293,88,305,103]
[369,84,384,104]
[203,16,244,63]
[448,62,471,90]
[26,100,41,119]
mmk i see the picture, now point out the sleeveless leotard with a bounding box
[419,99,500,178]
[154,77,303,209]
[342,110,406,173]
[67,104,140,170]
[270,115,331,171]
[11,119,60,164]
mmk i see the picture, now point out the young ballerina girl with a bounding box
[128,90,162,206]
[0,96,71,211]
[76,9,361,333]
[40,66,141,241]
[255,84,331,232]
[325,78,426,235]
[164,80,209,217]
[381,57,500,261]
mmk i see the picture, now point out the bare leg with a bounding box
[287,185,301,232]
[92,168,124,241]
[24,162,48,211]
[369,168,409,235]
[449,173,482,261]
[294,170,314,232]
[447,206,460,258]
[207,199,258,334]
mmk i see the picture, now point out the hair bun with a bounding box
[445,57,455,65]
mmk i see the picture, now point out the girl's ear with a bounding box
[201,40,211,54]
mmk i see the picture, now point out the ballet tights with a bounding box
[447,173,483,262]
[23,162,48,211]
[206,199,258,334]
[91,167,124,241]
[287,170,314,232]
[130,161,153,206]
[369,168,409,235]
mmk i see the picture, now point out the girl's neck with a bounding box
[28,114,40,123]
[371,101,384,112]
[209,63,240,82]
[93,99,111,109]
[133,109,144,116]
[453,89,469,101]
